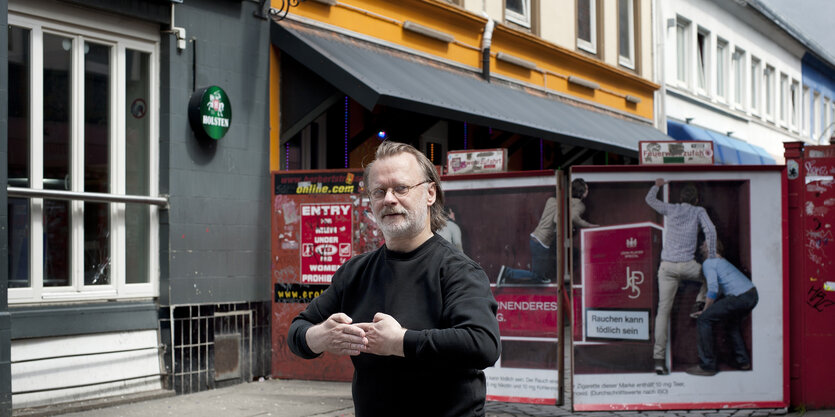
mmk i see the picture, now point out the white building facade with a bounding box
[657,0,811,163]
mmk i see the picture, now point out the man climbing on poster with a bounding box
[646,178,716,375]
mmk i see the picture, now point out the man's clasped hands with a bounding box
[304,312,408,358]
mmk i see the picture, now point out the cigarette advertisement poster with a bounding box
[270,170,382,381]
[441,171,565,405]
[569,166,786,411]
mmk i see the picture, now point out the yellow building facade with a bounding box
[270,0,665,171]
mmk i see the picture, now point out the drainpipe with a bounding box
[480,11,494,82]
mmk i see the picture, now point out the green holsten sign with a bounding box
[188,86,232,140]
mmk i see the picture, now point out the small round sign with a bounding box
[188,86,232,140]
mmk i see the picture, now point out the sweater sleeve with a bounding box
[698,207,718,259]
[286,270,344,360]
[402,260,501,370]
[645,184,668,215]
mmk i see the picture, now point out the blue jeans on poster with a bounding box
[503,237,554,283]
[696,287,758,371]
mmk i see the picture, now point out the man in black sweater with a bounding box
[287,141,501,416]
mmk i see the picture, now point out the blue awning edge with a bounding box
[667,120,776,165]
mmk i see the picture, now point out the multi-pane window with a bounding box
[813,92,821,140]
[791,80,799,129]
[7,12,158,302]
[803,86,811,136]
[822,98,830,142]
[764,65,775,118]
[750,57,761,114]
[733,49,745,107]
[696,29,708,93]
[505,0,531,28]
[779,74,788,124]
[577,0,597,54]
[675,19,689,84]
[715,39,728,100]
[617,0,635,69]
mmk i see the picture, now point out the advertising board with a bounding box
[442,171,566,405]
[569,166,786,411]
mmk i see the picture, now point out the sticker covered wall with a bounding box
[270,170,381,381]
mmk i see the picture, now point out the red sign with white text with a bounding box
[493,289,559,338]
[300,203,352,284]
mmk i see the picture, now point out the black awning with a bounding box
[271,20,671,156]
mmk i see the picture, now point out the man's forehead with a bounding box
[368,153,422,184]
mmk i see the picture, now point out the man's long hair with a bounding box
[364,141,447,232]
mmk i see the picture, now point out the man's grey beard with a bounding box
[376,204,428,241]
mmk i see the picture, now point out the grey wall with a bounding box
[159,0,272,305]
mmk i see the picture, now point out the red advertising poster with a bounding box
[441,171,565,405]
[570,166,786,411]
[299,203,352,284]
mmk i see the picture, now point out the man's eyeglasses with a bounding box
[369,180,431,201]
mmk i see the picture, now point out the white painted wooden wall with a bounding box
[11,330,163,409]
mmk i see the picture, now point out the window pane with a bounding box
[716,43,726,97]
[85,42,110,193]
[125,49,150,284]
[791,83,798,126]
[766,67,774,116]
[84,202,110,285]
[8,26,31,288]
[578,0,591,42]
[676,23,686,82]
[43,33,72,287]
[44,200,70,286]
[506,0,524,14]
[780,75,788,122]
[9,199,30,288]
[697,32,706,91]
[43,33,72,191]
[84,41,111,285]
[751,59,760,110]
[733,50,743,105]
[618,0,630,59]
[9,25,30,188]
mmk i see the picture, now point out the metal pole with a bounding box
[6,187,169,208]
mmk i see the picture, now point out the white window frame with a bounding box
[577,0,597,54]
[790,80,799,130]
[822,97,830,143]
[675,18,690,86]
[696,28,709,96]
[750,57,761,116]
[715,38,728,102]
[813,91,821,140]
[505,0,531,28]
[802,85,811,137]
[617,0,635,69]
[779,73,788,126]
[8,6,159,304]
[732,48,745,108]
[764,65,775,120]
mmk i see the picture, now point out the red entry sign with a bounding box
[300,203,353,284]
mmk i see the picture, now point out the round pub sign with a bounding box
[188,85,232,140]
